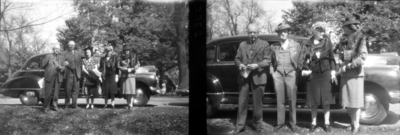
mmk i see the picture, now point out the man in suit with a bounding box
[41,45,65,112]
[233,23,271,133]
[63,41,83,109]
[270,23,301,132]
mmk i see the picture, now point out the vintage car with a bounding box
[207,34,400,125]
[0,53,160,106]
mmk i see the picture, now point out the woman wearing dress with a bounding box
[118,45,140,109]
[98,46,119,109]
[82,47,102,109]
[339,16,368,133]
[300,27,337,133]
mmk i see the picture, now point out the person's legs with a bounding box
[65,76,72,108]
[272,72,285,126]
[71,77,79,108]
[323,105,331,125]
[310,105,317,125]
[252,84,264,131]
[236,81,250,131]
[86,87,90,109]
[285,71,297,127]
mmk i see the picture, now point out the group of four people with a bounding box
[41,41,140,112]
[234,16,367,134]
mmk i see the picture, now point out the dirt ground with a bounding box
[207,108,400,135]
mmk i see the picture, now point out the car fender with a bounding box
[0,76,42,98]
[207,73,224,108]
[364,67,400,103]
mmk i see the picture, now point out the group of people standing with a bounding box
[41,41,140,112]
[233,16,367,134]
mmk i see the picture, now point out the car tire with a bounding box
[207,97,216,118]
[133,85,150,106]
[360,92,388,125]
[19,90,39,106]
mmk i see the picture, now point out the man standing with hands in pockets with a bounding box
[232,23,271,134]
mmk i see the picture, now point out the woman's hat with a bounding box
[311,26,325,40]
[342,16,360,26]
[275,23,291,32]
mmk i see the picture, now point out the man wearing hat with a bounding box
[270,22,301,132]
[233,23,271,133]
[62,40,84,109]
[338,16,368,133]
[41,45,66,112]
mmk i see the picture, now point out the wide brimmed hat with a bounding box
[342,16,360,26]
[275,23,291,32]
[122,45,131,51]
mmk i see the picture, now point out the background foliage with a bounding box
[56,0,188,89]
[282,1,400,53]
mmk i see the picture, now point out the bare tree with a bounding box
[220,0,241,36]
[238,0,266,27]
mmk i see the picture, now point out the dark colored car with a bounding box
[0,53,160,106]
[207,34,400,125]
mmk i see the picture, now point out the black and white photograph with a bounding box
[0,0,188,134]
[207,0,400,134]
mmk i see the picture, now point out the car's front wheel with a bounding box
[133,85,150,106]
[19,90,39,106]
[360,92,388,125]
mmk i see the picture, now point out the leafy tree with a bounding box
[57,0,187,87]
[282,1,400,54]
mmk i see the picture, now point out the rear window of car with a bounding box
[218,42,240,61]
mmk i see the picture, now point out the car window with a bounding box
[25,56,44,70]
[207,45,216,62]
[218,42,240,61]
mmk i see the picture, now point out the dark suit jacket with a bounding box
[270,38,301,72]
[42,53,65,83]
[234,38,271,85]
[63,50,84,79]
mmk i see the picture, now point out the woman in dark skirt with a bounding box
[300,27,337,133]
[99,46,119,109]
[118,45,140,109]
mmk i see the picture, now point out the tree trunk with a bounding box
[173,1,188,90]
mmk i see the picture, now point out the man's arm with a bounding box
[257,41,271,68]
[347,37,367,69]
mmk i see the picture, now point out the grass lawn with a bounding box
[0,105,188,135]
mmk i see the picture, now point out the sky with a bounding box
[4,0,296,52]
[260,0,294,23]
[5,0,76,52]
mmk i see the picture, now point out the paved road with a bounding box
[0,96,189,108]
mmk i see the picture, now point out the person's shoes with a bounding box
[229,128,244,134]
[324,124,331,133]
[288,125,298,132]
[309,124,317,133]
[274,124,285,132]
[346,124,354,131]
[43,108,49,112]
[52,108,59,111]
[254,124,262,133]
[352,126,360,133]
[90,104,94,109]
[86,104,90,109]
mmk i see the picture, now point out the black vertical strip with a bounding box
[189,0,206,135]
